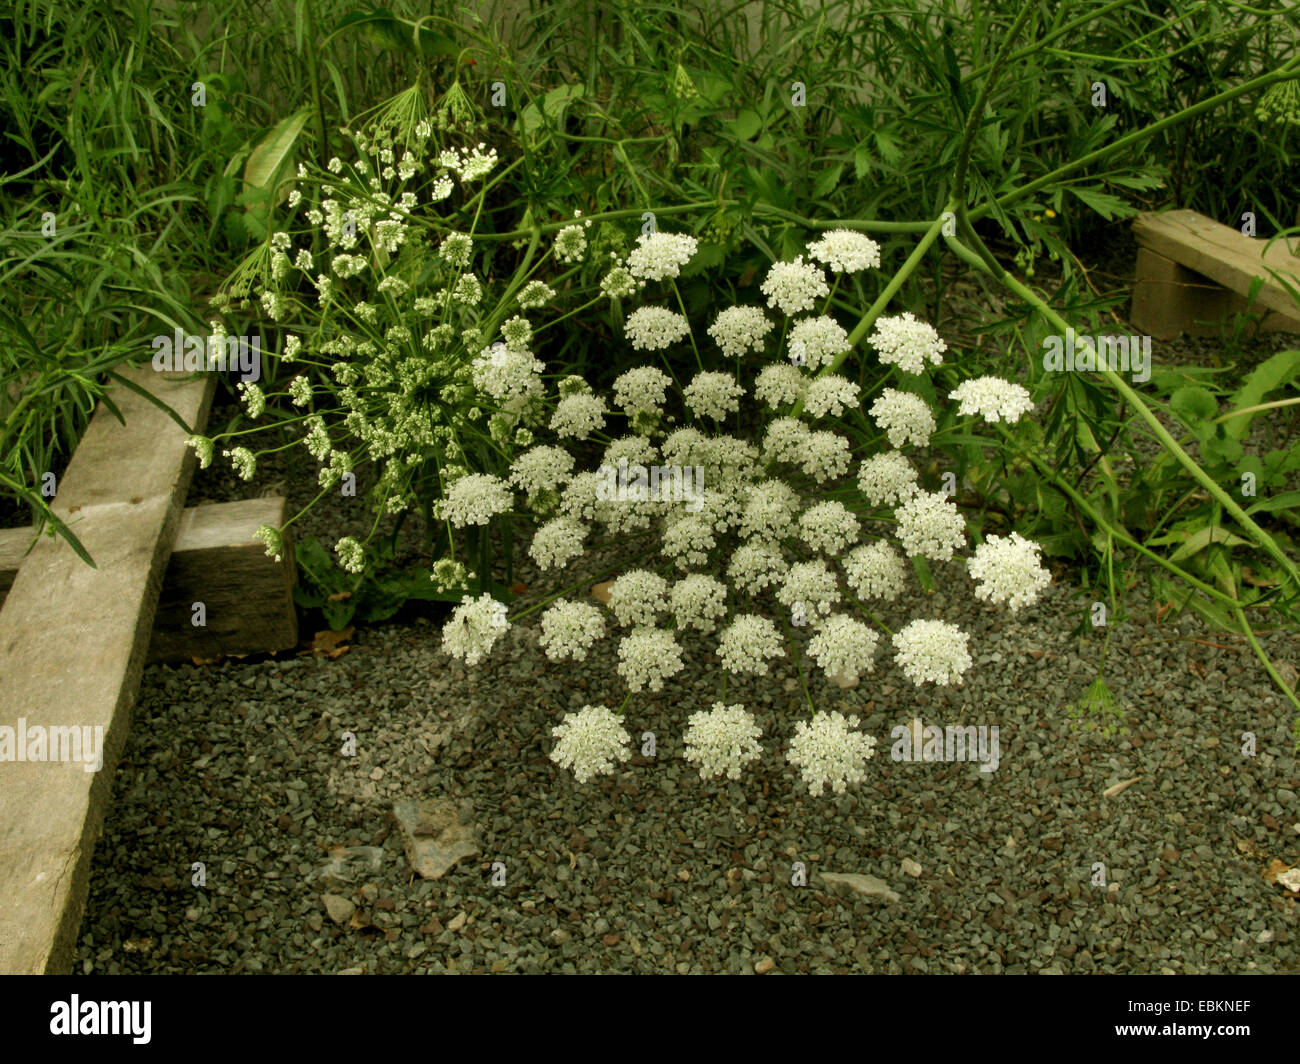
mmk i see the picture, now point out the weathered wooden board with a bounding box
[0,497,298,662]
[1132,209,1300,337]
[0,366,214,974]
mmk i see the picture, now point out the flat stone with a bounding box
[392,798,480,880]
[901,858,923,878]
[821,872,900,903]
[309,845,386,890]
[322,894,355,925]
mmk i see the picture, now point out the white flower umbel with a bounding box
[626,230,699,281]
[966,532,1052,611]
[949,376,1035,424]
[539,599,607,661]
[717,613,785,675]
[607,569,671,627]
[857,451,920,507]
[786,711,877,797]
[472,344,545,404]
[683,371,745,421]
[441,593,510,666]
[777,559,841,621]
[550,393,607,439]
[892,619,972,686]
[728,541,786,594]
[797,500,861,556]
[559,472,605,521]
[760,257,830,316]
[762,417,812,465]
[806,229,882,273]
[625,306,691,351]
[683,702,764,781]
[868,312,947,375]
[617,627,685,692]
[755,363,808,409]
[739,479,800,541]
[436,474,513,527]
[895,491,966,561]
[612,366,673,415]
[529,517,588,570]
[335,536,364,573]
[799,431,852,484]
[869,389,936,448]
[803,374,860,418]
[661,511,717,569]
[602,435,657,470]
[708,306,774,358]
[511,445,575,495]
[670,574,728,632]
[807,615,880,685]
[550,704,632,783]
[842,541,908,601]
[787,316,850,371]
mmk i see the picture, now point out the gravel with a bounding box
[74,530,1300,975]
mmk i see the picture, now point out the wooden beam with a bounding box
[0,498,298,663]
[1133,209,1300,330]
[0,366,214,974]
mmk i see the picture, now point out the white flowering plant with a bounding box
[195,83,618,612]
[439,224,1055,796]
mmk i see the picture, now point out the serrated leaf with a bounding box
[1224,349,1300,441]
[1067,185,1137,221]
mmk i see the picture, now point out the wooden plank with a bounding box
[148,497,298,663]
[0,498,298,663]
[1130,246,1226,340]
[1133,209,1300,326]
[0,366,214,975]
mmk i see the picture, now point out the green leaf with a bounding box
[1168,385,1219,433]
[853,146,872,180]
[1245,490,1300,517]
[1224,349,1300,441]
[243,107,311,207]
[812,162,844,199]
[1166,525,1252,563]
[728,108,763,141]
[517,83,585,139]
[1067,185,1137,221]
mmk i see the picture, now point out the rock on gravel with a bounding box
[821,872,901,903]
[392,799,481,880]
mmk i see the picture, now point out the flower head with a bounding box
[684,703,764,780]
[786,712,877,796]
[550,705,632,783]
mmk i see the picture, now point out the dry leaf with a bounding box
[1103,776,1142,799]
[190,653,223,666]
[591,581,614,604]
[306,627,353,659]
[326,591,352,603]
[511,583,528,595]
[1263,859,1291,885]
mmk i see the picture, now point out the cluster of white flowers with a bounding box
[856,451,920,507]
[786,712,877,796]
[539,599,606,661]
[708,306,774,358]
[869,389,936,447]
[949,376,1035,423]
[787,315,849,371]
[803,374,859,418]
[891,619,972,686]
[716,614,784,675]
[777,560,842,620]
[549,705,632,783]
[842,540,908,600]
[798,500,860,555]
[625,306,691,351]
[967,532,1052,611]
[617,627,685,691]
[441,593,510,666]
[868,312,947,374]
[760,257,829,316]
[683,703,764,780]
[895,491,967,560]
[626,231,699,281]
[806,229,882,273]
[607,569,670,627]
[550,393,607,438]
[806,615,879,686]
[529,516,588,569]
[669,574,728,632]
[612,366,673,414]
[683,371,745,420]
[510,445,574,495]
[755,363,808,408]
[436,473,513,527]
